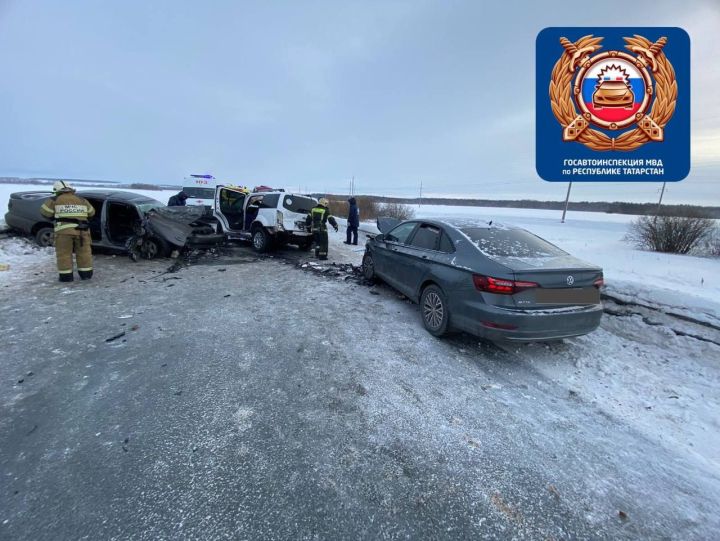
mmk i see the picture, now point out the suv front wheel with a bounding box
[252,226,271,253]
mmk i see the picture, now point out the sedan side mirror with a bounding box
[374,233,384,241]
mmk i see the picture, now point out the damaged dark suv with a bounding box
[4,189,223,258]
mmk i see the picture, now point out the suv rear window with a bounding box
[250,194,280,209]
[283,195,316,214]
[460,227,566,258]
[182,187,215,199]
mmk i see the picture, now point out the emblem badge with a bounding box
[550,34,676,151]
[566,275,575,286]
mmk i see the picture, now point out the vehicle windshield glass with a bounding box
[283,195,316,214]
[460,227,567,258]
[182,187,215,199]
[136,201,164,213]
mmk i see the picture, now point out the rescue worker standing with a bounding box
[167,191,188,206]
[306,198,338,260]
[40,181,95,282]
[344,196,359,245]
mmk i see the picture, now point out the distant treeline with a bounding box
[0,178,180,191]
[319,194,720,219]
[0,177,118,186]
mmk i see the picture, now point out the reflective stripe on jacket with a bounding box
[306,205,337,232]
[41,193,96,232]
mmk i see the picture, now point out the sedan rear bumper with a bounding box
[4,212,34,234]
[452,301,603,342]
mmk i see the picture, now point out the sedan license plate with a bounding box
[535,287,599,305]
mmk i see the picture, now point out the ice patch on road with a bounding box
[234,407,254,432]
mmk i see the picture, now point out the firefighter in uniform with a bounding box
[40,181,96,282]
[305,198,338,260]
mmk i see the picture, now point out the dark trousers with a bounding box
[313,230,329,259]
[346,225,358,245]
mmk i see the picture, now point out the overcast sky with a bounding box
[0,0,717,204]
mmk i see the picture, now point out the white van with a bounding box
[182,175,222,208]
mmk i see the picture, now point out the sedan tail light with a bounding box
[593,276,604,288]
[473,274,539,295]
[481,321,518,330]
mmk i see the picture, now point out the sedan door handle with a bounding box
[422,255,428,259]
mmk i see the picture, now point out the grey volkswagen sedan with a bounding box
[362,218,604,342]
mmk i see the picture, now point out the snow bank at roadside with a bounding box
[0,237,55,285]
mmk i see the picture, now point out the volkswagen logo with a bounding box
[566,275,575,286]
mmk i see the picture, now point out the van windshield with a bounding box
[283,195,316,214]
[182,187,215,199]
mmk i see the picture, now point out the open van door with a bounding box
[214,185,250,239]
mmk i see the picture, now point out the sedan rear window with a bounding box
[439,232,455,253]
[410,224,441,250]
[460,227,566,258]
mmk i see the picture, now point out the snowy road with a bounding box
[1,238,719,540]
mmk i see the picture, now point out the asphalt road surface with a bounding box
[1,247,718,540]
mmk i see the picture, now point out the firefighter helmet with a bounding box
[319,198,330,207]
[53,180,75,193]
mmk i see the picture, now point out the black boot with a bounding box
[59,273,73,282]
[79,270,93,280]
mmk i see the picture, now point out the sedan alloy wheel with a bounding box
[421,285,450,337]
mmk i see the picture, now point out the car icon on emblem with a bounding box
[567,275,575,286]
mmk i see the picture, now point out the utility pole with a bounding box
[655,182,667,216]
[561,182,573,223]
[419,180,423,207]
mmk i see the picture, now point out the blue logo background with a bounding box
[536,27,690,182]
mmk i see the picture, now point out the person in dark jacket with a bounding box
[305,198,338,260]
[344,197,360,245]
[167,191,188,206]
